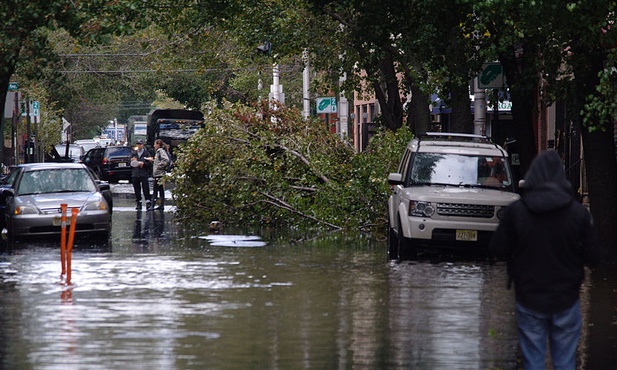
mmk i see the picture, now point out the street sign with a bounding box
[8,82,18,91]
[477,63,505,89]
[316,97,337,114]
[20,101,40,118]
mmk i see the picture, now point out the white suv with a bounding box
[387,133,520,259]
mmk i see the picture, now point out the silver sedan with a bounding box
[0,163,112,244]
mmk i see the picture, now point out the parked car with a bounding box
[0,163,112,244]
[53,143,85,162]
[387,132,520,259]
[74,139,102,154]
[81,146,133,182]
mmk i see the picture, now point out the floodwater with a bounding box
[0,189,615,369]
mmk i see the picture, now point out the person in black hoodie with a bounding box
[489,150,602,370]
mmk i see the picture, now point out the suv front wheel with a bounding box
[388,216,417,260]
[387,219,398,260]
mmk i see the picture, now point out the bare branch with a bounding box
[260,192,342,230]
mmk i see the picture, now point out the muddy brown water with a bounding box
[0,192,615,369]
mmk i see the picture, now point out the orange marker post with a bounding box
[66,208,79,284]
[60,204,67,277]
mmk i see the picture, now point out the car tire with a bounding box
[103,192,113,215]
[6,223,17,248]
[387,221,399,260]
[397,216,417,260]
[95,229,111,245]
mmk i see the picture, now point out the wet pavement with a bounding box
[0,182,614,369]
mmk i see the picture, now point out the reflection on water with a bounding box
[0,204,614,369]
[387,261,518,369]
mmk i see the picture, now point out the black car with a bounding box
[82,146,133,182]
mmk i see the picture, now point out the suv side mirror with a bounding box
[388,173,403,185]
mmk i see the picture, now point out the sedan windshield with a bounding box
[17,169,97,195]
[410,153,512,188]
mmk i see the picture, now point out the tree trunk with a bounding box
[0,71,13,166]
[448,83,473,133]
[499,41,539,180]
[408,84,431,135]
[580,127,617,254]
[371,55,404,132]
[574,51,617,255]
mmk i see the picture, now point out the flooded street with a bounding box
[0,186,615,369]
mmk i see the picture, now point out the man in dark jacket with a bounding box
[130,140,153,210]
[489,150,602,370]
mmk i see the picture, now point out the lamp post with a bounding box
[256,42,284,105]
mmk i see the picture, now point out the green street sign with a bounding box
[478,63,504,89]
[316,97,337,114]
[8,82,18,91]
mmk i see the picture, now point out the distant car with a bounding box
[81,146,133,182]
[74,139,101,154]
[53,143,84,162]
[387,132,520,259]
[0,163,112,244]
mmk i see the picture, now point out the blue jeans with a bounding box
[515,300,581,370]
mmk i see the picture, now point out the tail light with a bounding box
[102,157,108,165]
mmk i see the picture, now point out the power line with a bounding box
[59,69,204,74]
[58,65,300,74]
[59,53,150,57]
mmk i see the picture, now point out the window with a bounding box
[18,169,96,195]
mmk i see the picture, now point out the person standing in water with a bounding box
[148,139,170,210]
[489,150,603,369]
[130,139,153,210]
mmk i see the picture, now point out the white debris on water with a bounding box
[199,234,266,248]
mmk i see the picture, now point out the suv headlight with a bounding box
[409,201,435,217]
[496,206,506,220]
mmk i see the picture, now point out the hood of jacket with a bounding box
[521,151,574,214]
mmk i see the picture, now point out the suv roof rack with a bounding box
[420,132,492,143]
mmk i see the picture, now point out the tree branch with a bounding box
[260,192,341,230]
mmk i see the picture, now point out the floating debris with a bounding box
[199,234,266,248]
[209,221,223,232]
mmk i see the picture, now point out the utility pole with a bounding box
[338,72,348,137]
[26,96,31,163]
[12,92,19,166]
[473,76,486,135]
[302,48,310,120]
[269,63,284,104]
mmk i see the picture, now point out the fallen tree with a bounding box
[170,100,412,233]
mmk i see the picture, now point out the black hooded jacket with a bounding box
[489,151,602,314]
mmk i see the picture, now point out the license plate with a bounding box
[52,216,71,227]
[118,163,127,167]
[456,229,477,241]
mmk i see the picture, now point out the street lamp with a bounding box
[256,41,271,55]
[255,41,284,105]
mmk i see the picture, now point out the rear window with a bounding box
[106,147,132,158]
